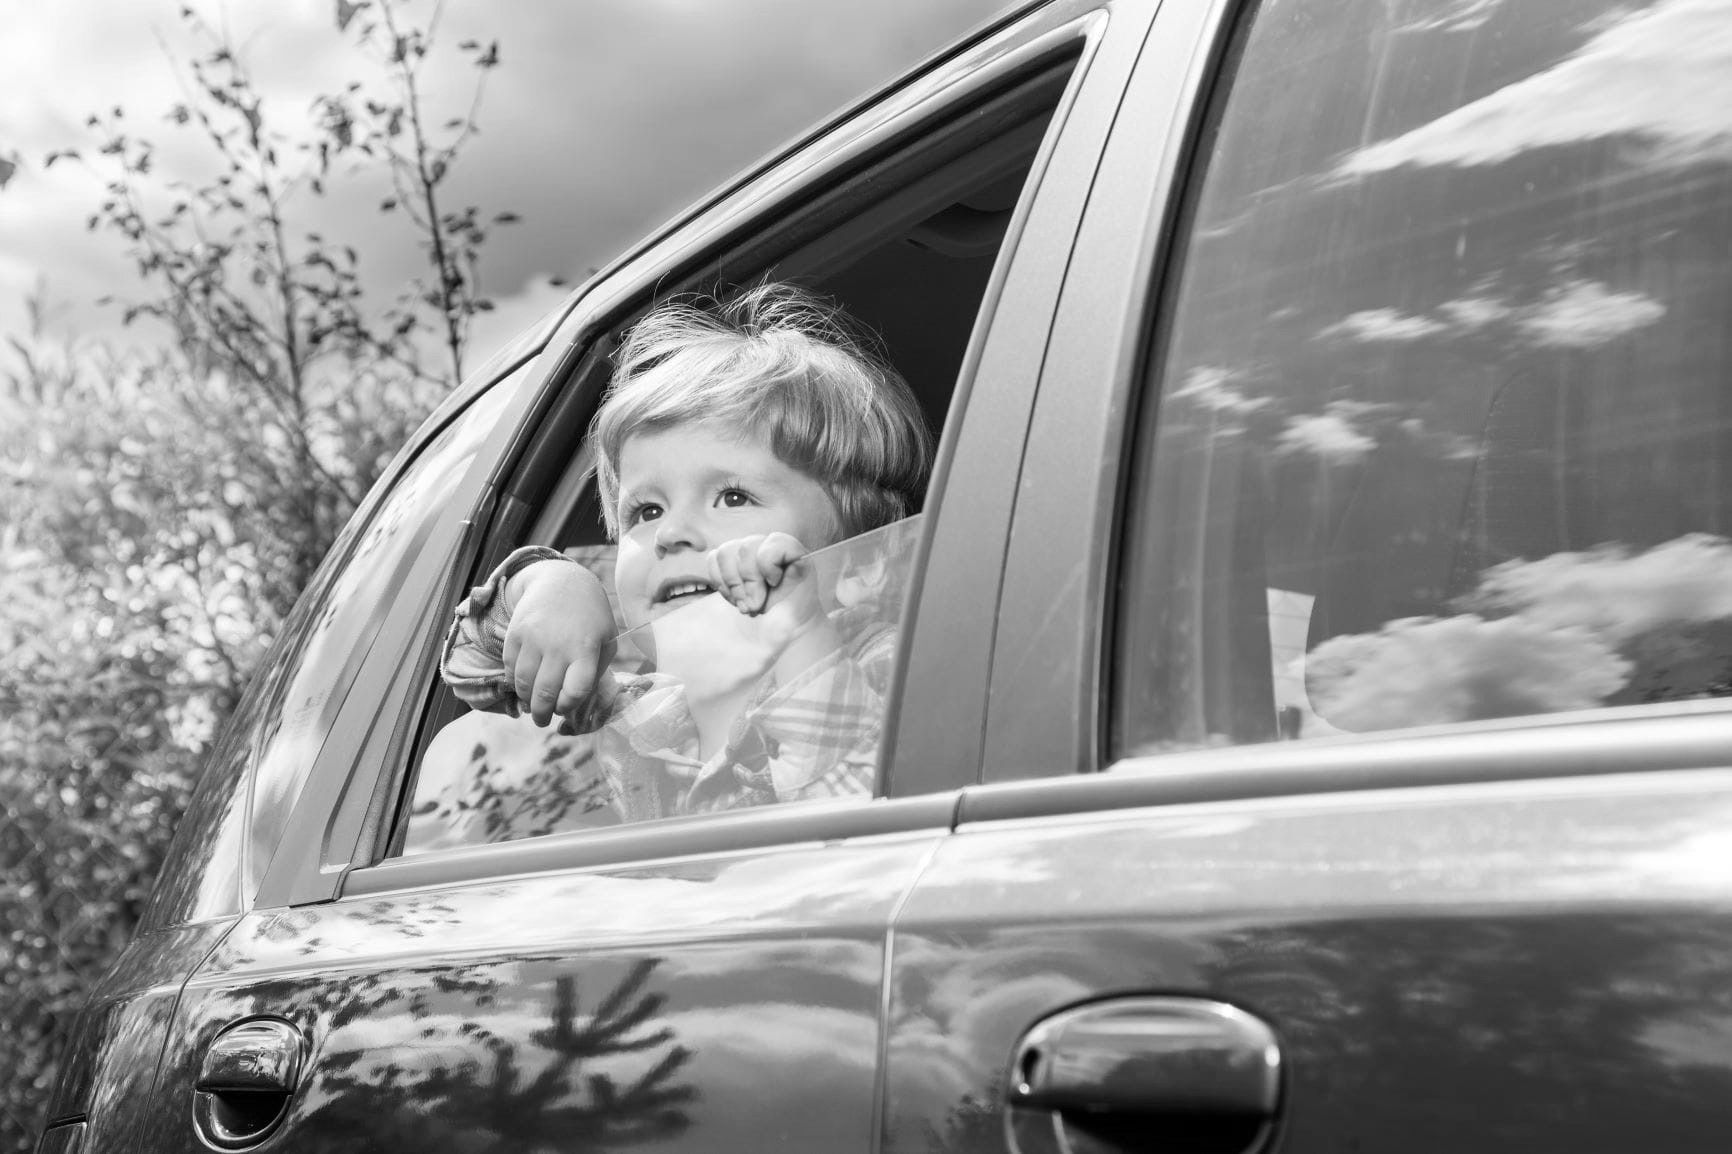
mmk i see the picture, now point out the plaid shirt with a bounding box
[441,546,893,824]
[599,623,894,822]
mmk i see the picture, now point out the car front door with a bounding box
[883,0,1732,1150]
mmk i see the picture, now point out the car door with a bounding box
[883,0,1732,1151]
[114,4,1153,1151]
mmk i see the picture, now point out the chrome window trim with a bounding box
[341,793,959,898]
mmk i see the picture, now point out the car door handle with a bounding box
[1007,998,1281,1154]
[193,1018,306,1149]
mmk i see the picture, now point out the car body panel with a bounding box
[144,834,942,1152]
[45,920,236,1137]
[883,767,1732,1152]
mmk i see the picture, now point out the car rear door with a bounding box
[125,5,1153,1151]
[882,0,1732,1150]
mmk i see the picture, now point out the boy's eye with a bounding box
[627,502,663,525]
[716,488,752,509]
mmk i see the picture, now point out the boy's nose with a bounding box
[653,510,704,555]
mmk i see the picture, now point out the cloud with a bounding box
[1276,402,1379,463]
[1317,308,1448,343]
[1438,295,1513,329]
[1338,0,1732,175]
[1307,533,1732,731]
[1397,0,1506,34]
[1515,279,1666,347]
[1172,365,1270,414]
[1467,534,1732,643]
[1312,280,1661,350]
[2,0,1017,356]
[1307,613,1631,731]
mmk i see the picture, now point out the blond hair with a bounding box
[592,283,932,538]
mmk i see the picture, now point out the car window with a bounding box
[242,376,517,889]
[1114,0,1732,757]
[395,52,1084,854]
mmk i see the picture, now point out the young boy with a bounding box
[440,283,932,824]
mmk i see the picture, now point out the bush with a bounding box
[0,2,512,1147]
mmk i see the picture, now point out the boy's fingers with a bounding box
[709,546,765,614]
[529,661,567,729]
[556,660,595,716]
[757,533,806,588]
[511,642,540,708]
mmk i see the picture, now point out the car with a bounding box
[40,0,1732,1150]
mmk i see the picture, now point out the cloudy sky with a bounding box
[0,0,1015,371]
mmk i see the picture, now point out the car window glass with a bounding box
[244,377,516,889]
[1114,0,1732,757]
[404,516,920,852]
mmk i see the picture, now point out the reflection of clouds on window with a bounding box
[1438,295,1513,329]
[1395,0,1505,34]
[1276,402,1379,463]
[1317,308,1448,343]
[1338,0,1732,176]
[1467,534,1732,643]
[1308,614,1630,731]
[1173,365,1271,414]
[1515,279,1666,347]
[1313,280,1660,348]
[1306,535,1732,731]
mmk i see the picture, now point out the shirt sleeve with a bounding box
[439,544,571,715]
[735,624,899,804]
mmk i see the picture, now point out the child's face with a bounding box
[613,422,843,628]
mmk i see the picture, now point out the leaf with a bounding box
[492,211,519,224]
[335,0,363,32]
[379,197,397,212]
[0,155,17,190]
[478,41,500,68]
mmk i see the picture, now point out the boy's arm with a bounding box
[441,546,618,729]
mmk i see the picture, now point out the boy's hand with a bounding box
[703,532,837,683]
[501,560,617,727]
[706,532,814,619]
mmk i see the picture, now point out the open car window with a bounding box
[381,42,1088,858]
[404,516,922,853]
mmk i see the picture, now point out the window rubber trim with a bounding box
[343,792,961,898]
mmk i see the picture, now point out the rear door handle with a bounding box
[1007,998,1281,1154]
[193,1018,307,1149]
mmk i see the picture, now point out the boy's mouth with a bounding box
[653,578,716,607]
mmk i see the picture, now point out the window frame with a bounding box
[237,1,1131,906]
[241,362,540,910]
